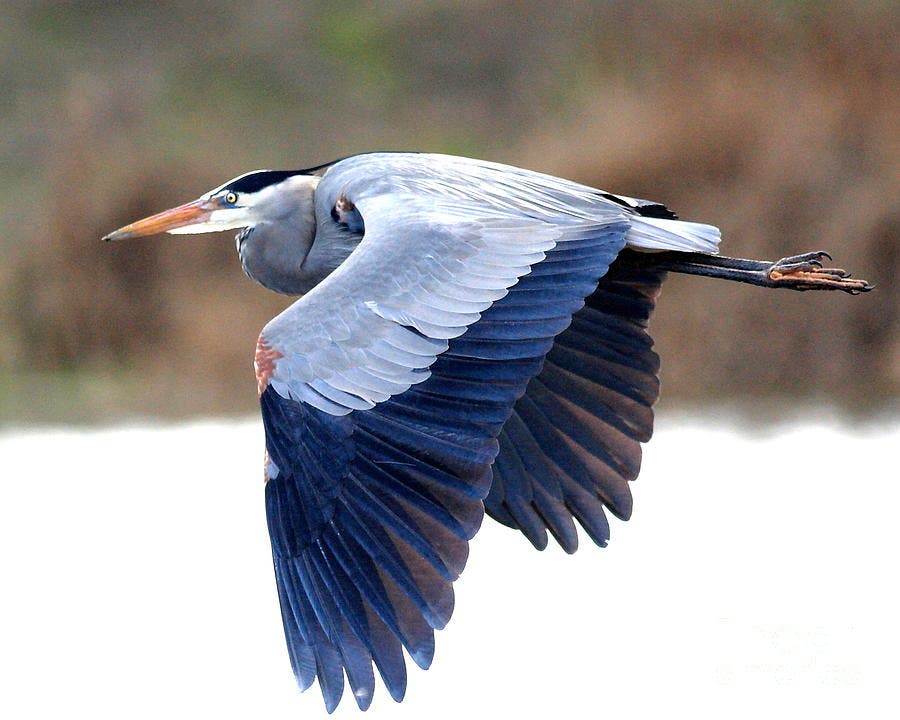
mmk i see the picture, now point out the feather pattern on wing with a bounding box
[260,154,637,709]
[484,251,667,552]
[261,154,642,415]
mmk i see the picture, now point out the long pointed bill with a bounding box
[102,198,214,241]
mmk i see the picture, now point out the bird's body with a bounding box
[105,152,870,712]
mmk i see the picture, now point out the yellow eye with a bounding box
[224,192,238,205]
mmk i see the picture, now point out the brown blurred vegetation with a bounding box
[0,0,897,424]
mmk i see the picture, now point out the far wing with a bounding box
[485,251,667,552]
[258,168,631,709]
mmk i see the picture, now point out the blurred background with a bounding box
[1,0,897,425]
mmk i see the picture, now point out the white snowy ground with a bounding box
[0,414,897,720]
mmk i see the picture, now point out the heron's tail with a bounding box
[625,216,722,254]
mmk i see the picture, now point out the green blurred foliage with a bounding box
[0,0,896,424]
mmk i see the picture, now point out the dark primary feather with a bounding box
[262,221,629,711]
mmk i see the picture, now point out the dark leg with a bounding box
[633,250,872,294]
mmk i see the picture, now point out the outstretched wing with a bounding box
[485,251,667,552]
[258,154,635,711]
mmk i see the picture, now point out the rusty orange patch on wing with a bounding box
[263,449,272,484]
[254,335,283,395]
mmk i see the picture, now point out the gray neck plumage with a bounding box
[236,175,363,296]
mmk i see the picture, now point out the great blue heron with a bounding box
[104,152,871,712]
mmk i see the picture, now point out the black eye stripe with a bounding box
[224,170,300,194]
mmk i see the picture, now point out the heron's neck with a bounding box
[237,214,363,296]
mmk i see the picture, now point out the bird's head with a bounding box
[102,169,360,295]
[102,170,318,241]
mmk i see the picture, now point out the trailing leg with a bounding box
[632,250,872,294]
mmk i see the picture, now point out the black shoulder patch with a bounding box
[632,202,679,220]
[599,192,679,220]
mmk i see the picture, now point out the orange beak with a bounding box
[102,198,215,241]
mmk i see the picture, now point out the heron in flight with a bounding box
[104,152,870,711]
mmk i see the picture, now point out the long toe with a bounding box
[767,265,872,293]
[775,250,832,266]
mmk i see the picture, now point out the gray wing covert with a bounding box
[262,195,562,414]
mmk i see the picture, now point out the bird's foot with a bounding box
[766,251,873,294]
